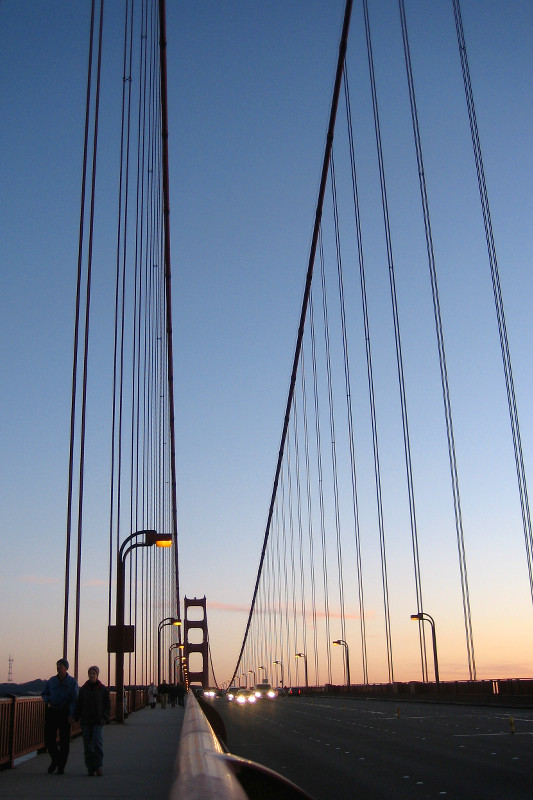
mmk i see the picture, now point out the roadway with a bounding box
[216,695,533,800]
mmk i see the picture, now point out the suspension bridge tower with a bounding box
[183,596,209,689]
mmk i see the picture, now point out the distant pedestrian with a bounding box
[169,683,177,707]
[42,658,78,774]
[158,681,168,709]
[176,682,185,707]
[148,681,157,709]
[74,665,110,777]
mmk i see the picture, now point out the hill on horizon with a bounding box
[0,679,46,697]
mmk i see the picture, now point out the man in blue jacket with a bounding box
[42,658,78,774]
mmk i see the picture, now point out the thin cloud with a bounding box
[208,602,250,613]
[208,601,375,621]
[19,574,60,585]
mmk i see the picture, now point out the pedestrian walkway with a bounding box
[0,703,185,799]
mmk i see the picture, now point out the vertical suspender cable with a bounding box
[363,0,428,680]
[292,395,309,661]
[330,152,368,683]
[64,0,96,661]
[343,64,393,682]
[73,0,105,680]
[310,283,333,683]
[319,202,348,661]
[158,0,181,619]
[398,0,475,679]
[452,0,533,604]
[229,0,353,688]
[300,352,320,683]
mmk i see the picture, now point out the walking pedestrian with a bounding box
[74,665,111,777]
[147,681,158,709]
[176,682,185,707]
[42,658,78,774]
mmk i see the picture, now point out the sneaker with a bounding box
[88,769,95,776]
[57,767,65,775]
[96,768,103,776]
[47,763,56,774]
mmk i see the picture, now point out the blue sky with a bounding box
[1,1,532,685]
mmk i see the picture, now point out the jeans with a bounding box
[81,723,104,771]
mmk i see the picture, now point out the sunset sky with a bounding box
[1,1,532,687]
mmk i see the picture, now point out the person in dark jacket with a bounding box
[42,658,79,774]
[74,665,111,776]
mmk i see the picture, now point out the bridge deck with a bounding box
[0,704,184,799]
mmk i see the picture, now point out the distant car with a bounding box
[203,688,217,698]
[236,688,256,704]
[275,687,286,697]
[287,687,301,696]
[226,687,240,701]
[253,683,276,699]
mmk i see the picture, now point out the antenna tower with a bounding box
[8,654,14,683]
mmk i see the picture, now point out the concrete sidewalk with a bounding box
[0,704,185,799]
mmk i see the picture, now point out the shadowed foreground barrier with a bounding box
[170,691,314,800]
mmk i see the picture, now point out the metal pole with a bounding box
[115,552,125,723]
[426,615,439,684]
[345,644,351,687]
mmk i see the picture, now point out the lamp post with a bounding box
[115,529,172,723]
[178,643,185,683]
[168,642,182,684]
[248,669,256,687]
[240,673,247,688]
[295,652,308,688]
[259,665,267,682]
[411,612,440,684]
[158,617,181,686]
[273,660,284,687]
[333,639,351,687]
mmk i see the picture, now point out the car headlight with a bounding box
[267,690,275,698]
[248,695,256,703]
[255,691,261,698]
[237,696,246,704]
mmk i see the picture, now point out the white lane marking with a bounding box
[455,731,533,737]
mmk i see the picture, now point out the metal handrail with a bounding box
[169,691,247,800]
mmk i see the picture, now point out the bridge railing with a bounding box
[307,678,533,702]
[0,689,146,769]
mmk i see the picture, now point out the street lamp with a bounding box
[259,665,267,682]
[158,617,181,686]
[273,660,284,687]
[248,669,256,687]
[295,652,308,688]
[333,640,351,687]
[168,642,182,684]
[240,673,247,688]
[114,529,173,722]
[411,612,440,684]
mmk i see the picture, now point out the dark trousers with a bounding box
[45,707,71,768]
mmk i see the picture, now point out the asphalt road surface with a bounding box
[215,696,532,799]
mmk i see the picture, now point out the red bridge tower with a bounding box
[183,596,209,689]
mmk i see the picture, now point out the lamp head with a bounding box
[144,531,173,547]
